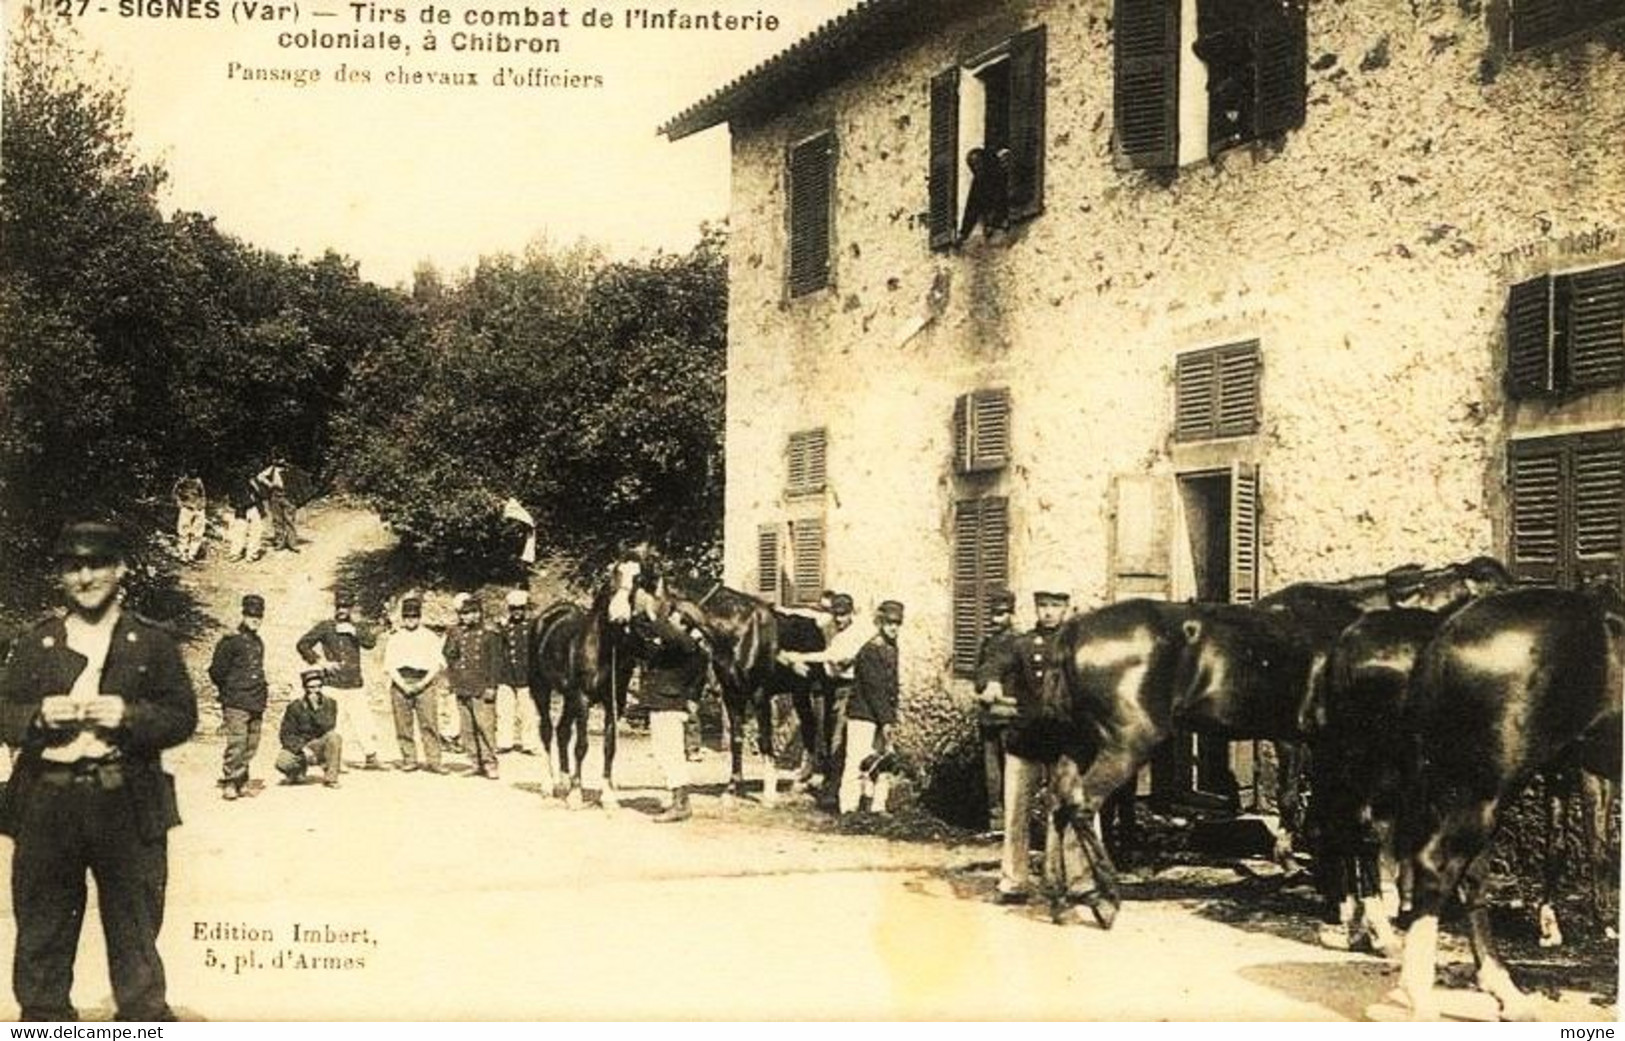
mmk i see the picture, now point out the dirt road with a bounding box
[0,502,1613,1020]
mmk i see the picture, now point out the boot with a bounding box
[655,787,692,823]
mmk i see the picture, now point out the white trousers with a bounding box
[175,506,206,560]
[227,508,265,559]
[650,709,689,793]
[495,684,541,751]
[332,684,384,761]
[838,719,892,814]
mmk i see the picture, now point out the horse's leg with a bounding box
[1355,838,1400,957]
[564,692,588,809]
[720,686,746,812]
[1273,739,1307,867]
[791,691,817,790]
[1462,841,1538,1021]
[533,685,557,797]
[600,698,619,813]
[1052,744,1147,929]
[756,693,778,807]
[1538,771,1566,948]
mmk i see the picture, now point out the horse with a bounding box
[1305,557,1514,955]
[1037,562,1483,929]
[1393,580,1623,1020]
[526,557,644,809]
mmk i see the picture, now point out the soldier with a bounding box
[443,592,503,779]
[296,589,385,771]
[276,667,343,787]
[838,600,904,816]
[495,590,541,756]
[209,593,268,800]
[383,592,446,774]
[225,471,266,563]
[630,599,710,822]
[0,521,198,1021]
[996,586,1085,904]
[973,588,1019,835]
[778,591,871,796]
[170,474,207,562]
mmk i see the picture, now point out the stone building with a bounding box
[661,0,1625,805]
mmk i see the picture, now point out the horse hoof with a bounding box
[1498,998,1539,1023]
[1087,897,1119,931]
[1317,924,1353,951]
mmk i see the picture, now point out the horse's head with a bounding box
[603,557,648,625]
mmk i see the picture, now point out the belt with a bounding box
[37,758,126,790]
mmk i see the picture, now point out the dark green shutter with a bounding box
[1506,275,1554,398]
[1563,262,1625,393]
[1115,0,1181,168]
[929,67,960,251]
[1175,349,1219,442]
[757,524,782,602]
[1216,342,1262,438]
[1571,429,1625,589]
[788,517,826,606]
[1007,25,1047,220]
[787,134,833,297]
[952,497,1010,676]
[1251,0,1307,138]
[1509,437,1565,587]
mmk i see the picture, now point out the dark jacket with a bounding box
[295,617,377,689]
[848,634,899,726]
[0,611,198,839]
[1002,625,1067,760]
[443,624,502,699]
[209,627,267,713]
[279,694,338,753]
[974,624,1017,694]
[498,619,530,687]
[630,613,707,711]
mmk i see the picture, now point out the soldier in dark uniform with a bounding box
[996,587,1084,904]
[0,521,198,1021]
[296,589,384,770]
[973,589,1019,834]
[838,600,904,815]
[495,590,540,755]
[276,668,342,787]
[630,602,709,822]
[209,593,268,800]
[443,593,503,779]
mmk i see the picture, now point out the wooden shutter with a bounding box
[1216,342,1262,438]
[1110,474,1173,601]
[1007,25,1047,221]
[1510,437,1567,587]
[1506,274,1555,398]
[1229,461,1260,604]
[1114,0,1180,168]
[788,517,826,606]
[1251,0,1307,139]
[787,134,833,297]
[787,428,827,495]
[1175,350,1219,441]
[1563,263,1625,393]
[1571,429,1625,589]
[929,67,960,251]
[952,497,1010,676]
[954,388,1012,473]
[757,524,782,601]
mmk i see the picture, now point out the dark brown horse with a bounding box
[526,558,643,808]
[1039,563,1482,928]
[1394,581,1623,1020]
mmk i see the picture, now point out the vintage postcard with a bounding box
[0,0,1620,1023]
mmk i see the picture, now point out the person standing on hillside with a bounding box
[170,474,207,563]
[255,454,299,554]
[296,589,386,771]
[226,471,265,563]
[209,593,269,800]
[0,521,197,1021]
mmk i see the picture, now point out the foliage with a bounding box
[332,228,729,585]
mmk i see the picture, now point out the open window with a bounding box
[1114,0,1307,170]
[928,26,1046,249]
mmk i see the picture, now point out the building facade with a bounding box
[663,0,1625,797]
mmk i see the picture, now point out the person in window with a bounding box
[957,146,1011,244]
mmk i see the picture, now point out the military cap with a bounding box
[987,589,1016,612]
[51,521,128,562]
[399,596,423,618]
[452,592,481,612]
[1033,589,1071,606]
[299,666,326,687]
[829,593,855,615]
[505,590,530,608]
[876,600,905,624]
[333,588,357,608]
[241,594,265,617]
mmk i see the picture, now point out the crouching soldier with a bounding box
[277,668,342,788]
[630,601,710,822]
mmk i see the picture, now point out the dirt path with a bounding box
[0,501,1613,1021]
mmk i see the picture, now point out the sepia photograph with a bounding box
[0,0,1621,1023]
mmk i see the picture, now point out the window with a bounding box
[786,428,827,496]
[954,388,1012,474]
[952,497,1010,676]
[787,132,834,296]
[928,26,1046,250]
[1114,0,1306,169]
[1175,341,1261,442]
[1509,429,1624,589]
[1506,263,1625,399]
[1504,0,1625,51]
[787,516,826,607]
[756,524,781,601]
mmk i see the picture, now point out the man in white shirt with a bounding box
[778,592,873,802]
[383,593,447,773]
